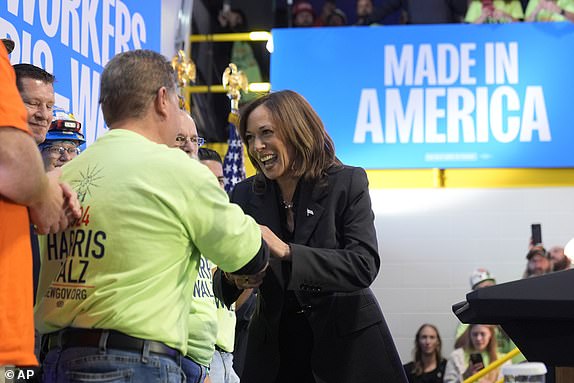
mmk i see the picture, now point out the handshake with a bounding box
[224,264,267,290]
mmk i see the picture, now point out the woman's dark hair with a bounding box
[238,90,341,190]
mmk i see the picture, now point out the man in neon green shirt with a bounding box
[35,50,268,383]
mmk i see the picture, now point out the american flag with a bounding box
[223,112,246,193]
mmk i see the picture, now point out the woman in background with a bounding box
[403,324,447,383]
[444,324,502,383]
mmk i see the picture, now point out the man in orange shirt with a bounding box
[0,38,81,373]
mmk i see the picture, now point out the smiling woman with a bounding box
[214,90,408,383]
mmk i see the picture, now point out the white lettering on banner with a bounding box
[102,0,115,65]
[39,0,60,37]
[71,58,106,145]
[0,17,52,70]
[460,43,476,85]
[425,88,446,143]
[485,42,519,85]
[61,0,81,52]
[384,44,413,86]
[132,12,146,49]
[385,88,424,144]
[354,89,383,143]
[354,87,550,144]
[446,87,475,143]
[5,0,147,66]
[437,44,459,85]
[384,43,478,86]
[356,41,551,145]
[82,0,101,64]
[2,0,152,142]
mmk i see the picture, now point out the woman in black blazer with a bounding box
[214,90,407,383]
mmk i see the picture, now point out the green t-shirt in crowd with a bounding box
[525,0,574,21]
[465,0,524,22]
[186,256,218,366]
[35,129,262,355]
[214,287,236,352]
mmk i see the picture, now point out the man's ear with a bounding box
[154,87,170,120]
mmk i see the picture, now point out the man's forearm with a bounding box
[0,128,49,206]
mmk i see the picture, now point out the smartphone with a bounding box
[470,353,484,366]
[531,223,542,246]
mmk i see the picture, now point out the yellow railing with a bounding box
[365,168,574,189]
[184,83,270,94]
[187,32,272,94]
[463,348,521,383]
[190,31,271,42]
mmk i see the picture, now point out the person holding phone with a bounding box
[443,324,504,383]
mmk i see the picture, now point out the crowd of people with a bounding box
[286,0,574,28]
[2,2,574,378]
[0,36,408,383]
[402,245,572,383]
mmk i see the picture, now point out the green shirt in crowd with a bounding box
[186,256,218,366]
[525,0,574,21]
[465,0,524,23]
[214,286,236,353]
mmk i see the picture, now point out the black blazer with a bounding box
[216,165,407,383]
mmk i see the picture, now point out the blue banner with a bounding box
[1,0,161,146]
[271,23,574,169]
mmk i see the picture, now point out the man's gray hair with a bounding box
[99,49,177,127]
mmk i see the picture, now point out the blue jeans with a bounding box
[41,347,184,383]
[181,356,208,383]
[209,350,239,383]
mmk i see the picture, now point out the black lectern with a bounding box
[453,268,574,369]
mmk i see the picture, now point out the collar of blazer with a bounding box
[247,173,329,246]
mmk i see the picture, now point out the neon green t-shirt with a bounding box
[186,256,218,366]
[525,0,574,21]
[465,0,524,23]
[214,289,236,352]
[35,129,262,355]
[232,41,263,104]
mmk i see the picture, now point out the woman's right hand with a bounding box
[462,360,484,380]
[260,225,291,260]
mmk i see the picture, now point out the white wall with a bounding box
[369,187,574,364]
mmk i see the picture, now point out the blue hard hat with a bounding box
[43,129,86,144]
[43,106,85,144]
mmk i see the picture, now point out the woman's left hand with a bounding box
[260,225,291,260]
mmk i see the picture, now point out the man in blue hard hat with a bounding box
[38,107,85,172]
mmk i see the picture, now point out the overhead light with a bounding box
[564,237,574,257]
[266,35,274,53]
[249,82,271,92]
[249,31,271,41]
